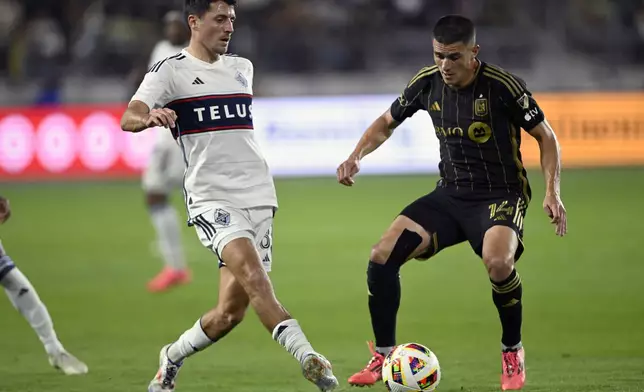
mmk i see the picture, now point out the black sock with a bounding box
[491,269,523,349]
[367,261,401,349]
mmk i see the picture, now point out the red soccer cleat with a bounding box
[348,341,386,387]
[501,347,526,390]
[147,267,191,293]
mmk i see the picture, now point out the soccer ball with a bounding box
[382,343,441,392]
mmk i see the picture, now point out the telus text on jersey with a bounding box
[192,104,252,122]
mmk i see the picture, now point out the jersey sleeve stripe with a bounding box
[483,71,520,98]
[147,61,160,73]
[485,66,524,95]
[407,66,439,87]
[149,53,184,73]
[151,59,167,73]
[486,65,523,91]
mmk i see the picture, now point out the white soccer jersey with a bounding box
[130,49,278,218]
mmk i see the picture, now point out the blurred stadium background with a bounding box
[1,1,643,391]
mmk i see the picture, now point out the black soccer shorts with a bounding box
[400,187,528,261]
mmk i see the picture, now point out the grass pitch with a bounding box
[1,168,643,392]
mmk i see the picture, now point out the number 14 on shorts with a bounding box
[488,201,514,221]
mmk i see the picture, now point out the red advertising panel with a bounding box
[0,105,156,180]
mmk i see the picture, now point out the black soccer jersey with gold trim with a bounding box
[390,61,545,203]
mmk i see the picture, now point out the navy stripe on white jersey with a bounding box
[166,93,253,139]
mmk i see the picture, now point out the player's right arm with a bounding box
[337,67,431,186]
[336,110,400,186]
[121,102,177,132]
[120,60,177,133]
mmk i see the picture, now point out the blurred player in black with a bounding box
[337,15,567,391]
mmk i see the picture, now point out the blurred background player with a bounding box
[121,1,338,391]
[0,196,88,375]
[337,15,566,391]
[134,10,191,293]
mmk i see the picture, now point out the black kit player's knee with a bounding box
[366,229,422,348]
[386,229,422,267]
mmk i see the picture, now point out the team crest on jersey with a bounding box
[235,71,248,88]
[516,93,530,109]
[474,98,488,117]
[214,209,231,226]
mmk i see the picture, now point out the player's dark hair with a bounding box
[433,15,476,46]
[185,0,237,18]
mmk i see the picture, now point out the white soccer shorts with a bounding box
[192,206,274,272]
[141,129,185,194]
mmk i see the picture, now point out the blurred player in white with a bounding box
[141,11,191,293]
[120,1,338,391]
[0,196,88,375]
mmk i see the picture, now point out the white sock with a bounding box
[272,319,315,365]
[376,346,394,356]
[166,319,214,363]
[1,267,64,355]
[149,204,186,270]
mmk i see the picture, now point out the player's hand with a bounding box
[543,193,566,236]
[0,196,11,224]
[144,108,177,129]
[336,156,361,186]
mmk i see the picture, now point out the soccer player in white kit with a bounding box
[0,196,88,375]
[120,1,339,391]
[140,11,191,293]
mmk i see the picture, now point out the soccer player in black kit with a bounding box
[337,15,567,390]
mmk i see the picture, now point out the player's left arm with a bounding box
[500,77,566,237]
[527,120,566,236]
